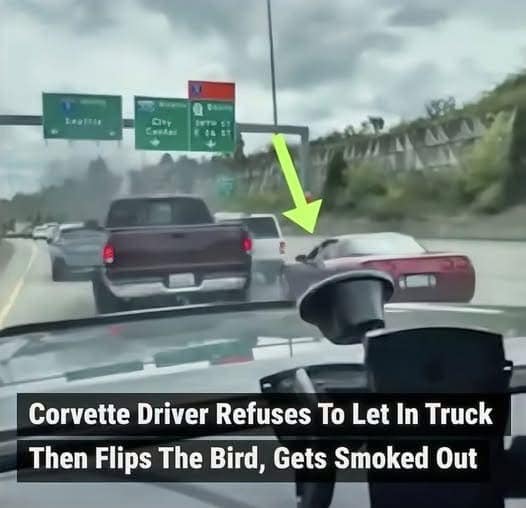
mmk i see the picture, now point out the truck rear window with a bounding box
[241,218,279,239]
[106,198,213,228]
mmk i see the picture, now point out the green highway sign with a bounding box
[217,175,235,197]
[134,96,189,150]
[189,100,235,153]
[42,93,122,140]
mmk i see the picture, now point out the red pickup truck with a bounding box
[92,195,252,313]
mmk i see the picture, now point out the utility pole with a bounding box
[266,0,278,127]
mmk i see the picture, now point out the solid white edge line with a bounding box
[0,242,38,328]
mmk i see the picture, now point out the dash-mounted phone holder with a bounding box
[297,270,394,345]
[260,270,524,508]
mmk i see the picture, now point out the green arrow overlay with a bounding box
[272,133,323,234]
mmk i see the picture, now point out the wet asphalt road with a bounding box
[1,237,526,329]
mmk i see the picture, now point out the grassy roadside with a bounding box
[0,240,14,275]
[279,205,526,241]
[215,190,526,241]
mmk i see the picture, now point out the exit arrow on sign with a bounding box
[150,138,160,147]
[206,139,216,149]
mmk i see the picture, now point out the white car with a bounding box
[214,212,285,283]
[33,222,59,241]
[48,222,85,243]
[32,225,49,240]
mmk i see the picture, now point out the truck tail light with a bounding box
[102,243,115,264]
[242,236,253,254]
[279,241,286,255]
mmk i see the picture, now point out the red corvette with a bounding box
[282,232,475,303]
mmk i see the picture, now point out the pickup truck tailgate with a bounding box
[106,224,250,281]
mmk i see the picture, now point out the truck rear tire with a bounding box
[92,275,124,314]
[51,259,68,282]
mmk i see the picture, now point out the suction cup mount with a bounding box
[298,270,394,345]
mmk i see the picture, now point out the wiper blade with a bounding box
[65,361,145,382]
[0,301,295,338]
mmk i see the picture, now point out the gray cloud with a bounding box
[2,0,526,198]
[11,0,118,35]
[370,61,447,118]
[388,3,447,28]
[144,0,257,42]
[452,0,526,29]
[385,0,526,30]
[143,0,404,90]
[273,30,404,90]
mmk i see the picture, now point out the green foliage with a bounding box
[219,188,290,214]
[459,111,513,204]
[425,96,457,119]
[470,182,506,215]
[322,150,347,209]
[505,107,526,204]
[331,157,469,221]
[346,110,515,220]
[464,70,526,115]
[358,189,406,221]
[344,160,388,208]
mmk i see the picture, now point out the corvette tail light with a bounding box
[279,241,286,255]
[452,256,471,270]
[439,259,455,270]
[102,243,115,264]
[363,260,397,274]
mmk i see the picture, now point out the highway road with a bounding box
[1,237,526,329]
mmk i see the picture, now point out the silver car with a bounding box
[48,223,107,281]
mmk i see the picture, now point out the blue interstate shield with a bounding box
[190,83,203,98]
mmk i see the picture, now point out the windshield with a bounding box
[0,307,326,389]
[1,3,526,503]
[106,198,213,227]
[338,235,426,257]
[241,218,279,239]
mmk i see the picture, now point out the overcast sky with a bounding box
[1,0,526,197]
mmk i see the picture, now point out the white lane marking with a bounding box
[0,242,38,328]
[387,303,503,314]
